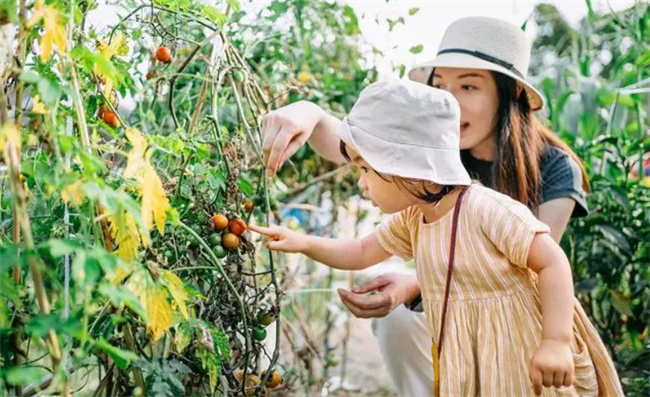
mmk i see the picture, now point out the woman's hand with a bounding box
[529,339,574,395]
[248,224,308,253]
[261,101,345,176]
[261,101,325,175]
[337,273,421,318]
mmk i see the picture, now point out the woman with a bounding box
[261,17,591,396]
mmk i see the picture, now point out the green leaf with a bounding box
[48,239,84,257]
[237,176,255,197]
[199,348,220,392]
[95,339,139,370]
[99,284,146,318]
[36,77,62,106]
[19,70,41,84]
[26,313,83,338]
[398,64,406,78]
[409,44,423,54]
[408,7,419,16]
[3,367,48,386]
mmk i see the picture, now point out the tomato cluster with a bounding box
[207,214,247,258]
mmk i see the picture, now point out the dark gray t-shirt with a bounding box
[460,145,589,217]
[407,145,588,311]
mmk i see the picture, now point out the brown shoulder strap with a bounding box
[436,186,469,358]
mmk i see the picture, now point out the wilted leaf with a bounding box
[0,123,21,155]
[108,210,142,261]
[123,128,170,235]
[174,322,193,353]
[609,290,633,316]
[31,95,48,114]
[61,180,85,206]
[26,0,67,62]
[129,272,173,342]
[161,270,190,319]
[94,31,126,95]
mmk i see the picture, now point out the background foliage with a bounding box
[0,0,647,396]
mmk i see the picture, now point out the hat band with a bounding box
[436,48,524,79]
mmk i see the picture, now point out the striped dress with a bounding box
[376,185,623,397]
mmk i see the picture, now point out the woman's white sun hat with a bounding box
[337,80,471,186]
[408,16,545,111]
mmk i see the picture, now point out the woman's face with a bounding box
[431,67,500,154]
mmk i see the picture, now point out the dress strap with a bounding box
[433,185,469,396]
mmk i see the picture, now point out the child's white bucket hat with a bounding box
[408,16,545,111]
[337,80,471,186]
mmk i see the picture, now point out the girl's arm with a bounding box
[249,224,392,271]
[526,232,575,395]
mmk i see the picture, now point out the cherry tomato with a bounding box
[262,370,282,388]
[155,45,172,64]
[102,110,120,128]
[253,327,267,341]
[232,70,246,83]
[257,311,275,327]
[211,214,228,231]
[228,218,247,236]
[213,245,226,259]
[222,233,240,250]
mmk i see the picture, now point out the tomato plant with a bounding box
[0,0,289,395]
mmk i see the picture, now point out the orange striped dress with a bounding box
[376,185,623,397]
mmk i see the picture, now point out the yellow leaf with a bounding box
[161,270,189,319]
[297,64,313,84]
[174,323,192,354]
[61,180,84,206]
[97,31,125,59]
[28,0,67,62]
[123,128,170,235]
[142,161,170,234]
[110,260,135,284]
[0,123,21,154]
[108,211,142,262]
[31,95,48,114]
[94,32,126,95]
[128,273,173,342]
[123,128,147,179]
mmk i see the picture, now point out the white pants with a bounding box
[372,304,434,397]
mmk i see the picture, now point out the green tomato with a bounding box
[253,327,267,341]
[232,70,247,83]
[213,245,227,259]
[208,234,222,246]
[163,250,173,259]
[191,224,202,234]
[257,311,275,327]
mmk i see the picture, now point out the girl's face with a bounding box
[431,67,500,154]
[346,147,417,214]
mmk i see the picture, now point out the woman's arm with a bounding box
[537,198,575,242]
[526,233,575,394]
[249,224,392,271]
[261,101,345,175]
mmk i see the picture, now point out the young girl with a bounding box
[251,81,623,396]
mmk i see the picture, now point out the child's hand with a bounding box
[248,224,307,253]
[529,339,574,395]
